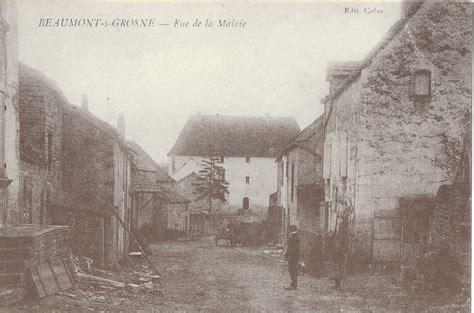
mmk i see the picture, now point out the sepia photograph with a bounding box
[0,0,471,311]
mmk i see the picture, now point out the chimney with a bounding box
[81,94,88,111]
[400,0,424,19]
[326,61,360,96]
[117,114,126,138]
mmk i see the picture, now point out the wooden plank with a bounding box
[47,260,62,291]
[49,259,66,276]
[63,258,76,288]
[37,263,60,296]
[49,259,73,291]
[30,268,46,298]
[55,273,73,290]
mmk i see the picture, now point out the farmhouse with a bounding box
[168,114,300,220]
[322,1,471,263]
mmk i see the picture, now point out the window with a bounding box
[291,164,295,201]
[220,156,224,163]
[245,156,250,163]
[285,161,289,178]
[410,70,431,102]
[243,197,249,210]
[245,176,250,184]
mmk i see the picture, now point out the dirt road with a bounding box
[8,236,468,312]
[153,237,381,312]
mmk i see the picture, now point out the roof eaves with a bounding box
[330,12,418,101]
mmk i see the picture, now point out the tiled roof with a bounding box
[127,140,174,183]
[325,61,361,81]
[156,185,190,203]
[19,63,128,144]
[279,115,324,158]
[168,114,300,158]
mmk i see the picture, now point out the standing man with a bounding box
[284,224,300,290]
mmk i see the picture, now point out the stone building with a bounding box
[322,1,471,262]
[168,114,300,220]
[276,115,325,272]
[0,2,73,304]
[276,115,325,243]
[127,140,174,233]
[19,64,133,269]
[18,64,63,226]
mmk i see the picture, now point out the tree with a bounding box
[193,155,229,214]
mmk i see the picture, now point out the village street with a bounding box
[7,236,466,312]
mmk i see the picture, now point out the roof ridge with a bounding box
[168,114,301,157]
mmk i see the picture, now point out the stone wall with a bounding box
[430,136,470,284]
[60,106,128,268]
[18,64,132,269]
[61,106,115,205]
[171,155,277,218]
[18,65,63,225]
[357,1,470,260]
[325,2,471,262]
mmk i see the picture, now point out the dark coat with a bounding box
[285,232,301,261]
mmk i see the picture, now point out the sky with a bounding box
[17,1,401,163]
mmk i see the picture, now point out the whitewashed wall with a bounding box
[170,155,277,218]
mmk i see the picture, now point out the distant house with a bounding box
[174,172,220,235]
[276,115,325,255]
[126,140,195,240]
[168,114,300,220]
[155,185,191,234]
[127,140,174,237]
